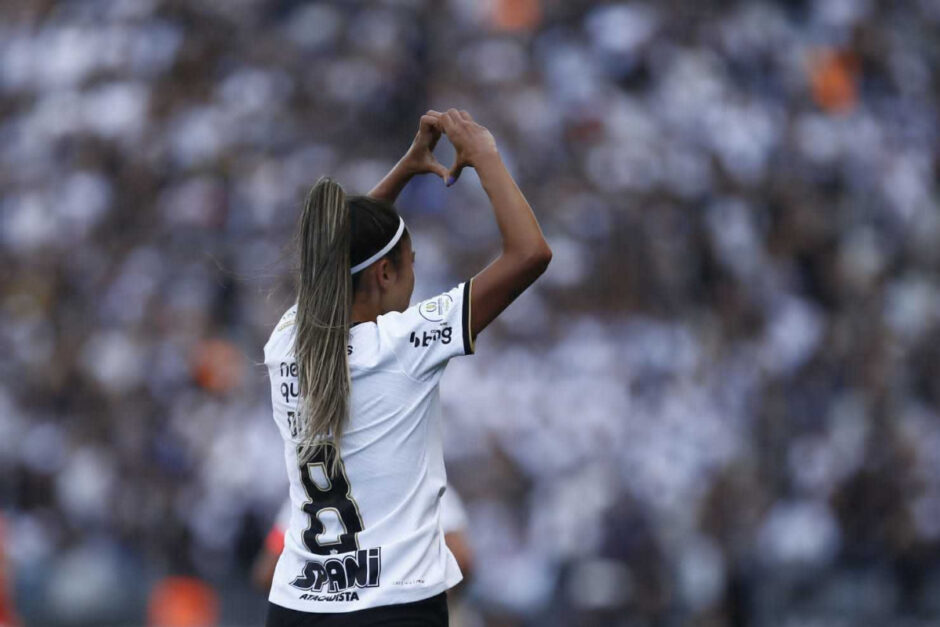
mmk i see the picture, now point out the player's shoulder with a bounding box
[367,282,471,377]
[275,304,298,332]
[347,320,391,371]
[264,304,298,361]
[377,282,466,331]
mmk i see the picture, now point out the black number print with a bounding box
[298,443,364,555]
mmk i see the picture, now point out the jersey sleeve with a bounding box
[379,280,475,381]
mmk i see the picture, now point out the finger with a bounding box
[428,157,449,182]
[419,115,441,133]
[424,125,443,152]
[418,116,443,152]
[458,109,472,121]
[439,110,460,134]
[446,161,466,187]
[444,109,464,129]
[425,110,443,118]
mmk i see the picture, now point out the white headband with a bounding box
[350,217,406,274]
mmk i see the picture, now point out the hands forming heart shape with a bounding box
[403,109,499,187]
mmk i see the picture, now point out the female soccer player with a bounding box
[263,109,551,626]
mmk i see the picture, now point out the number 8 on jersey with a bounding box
[298,443,364,556]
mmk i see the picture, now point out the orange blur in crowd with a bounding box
[191,338,246,394]
[492,0,541,31]
[147,577,219,627]
[810,48,860,113]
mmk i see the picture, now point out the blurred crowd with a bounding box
[1,0,939,625]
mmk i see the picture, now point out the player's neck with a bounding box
[350,292,381,325]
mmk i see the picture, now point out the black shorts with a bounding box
[265,593,448,627]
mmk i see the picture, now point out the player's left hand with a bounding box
[402,111,450,183]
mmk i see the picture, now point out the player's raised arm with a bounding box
[437,108,552,342]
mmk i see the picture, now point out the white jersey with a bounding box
[264,281,474,612]
[275,483,467,537]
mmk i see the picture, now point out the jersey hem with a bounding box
[267,577,459,614]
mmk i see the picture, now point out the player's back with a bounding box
[263,282,472,613]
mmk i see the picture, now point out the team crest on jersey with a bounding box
[276,310,297,331]
[418,293,454,323]
[291,547,381,596]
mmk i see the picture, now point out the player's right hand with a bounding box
[435,109,498,186]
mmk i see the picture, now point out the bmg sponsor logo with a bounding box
[409,327,452,347]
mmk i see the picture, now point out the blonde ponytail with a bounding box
[294,177,351,470]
